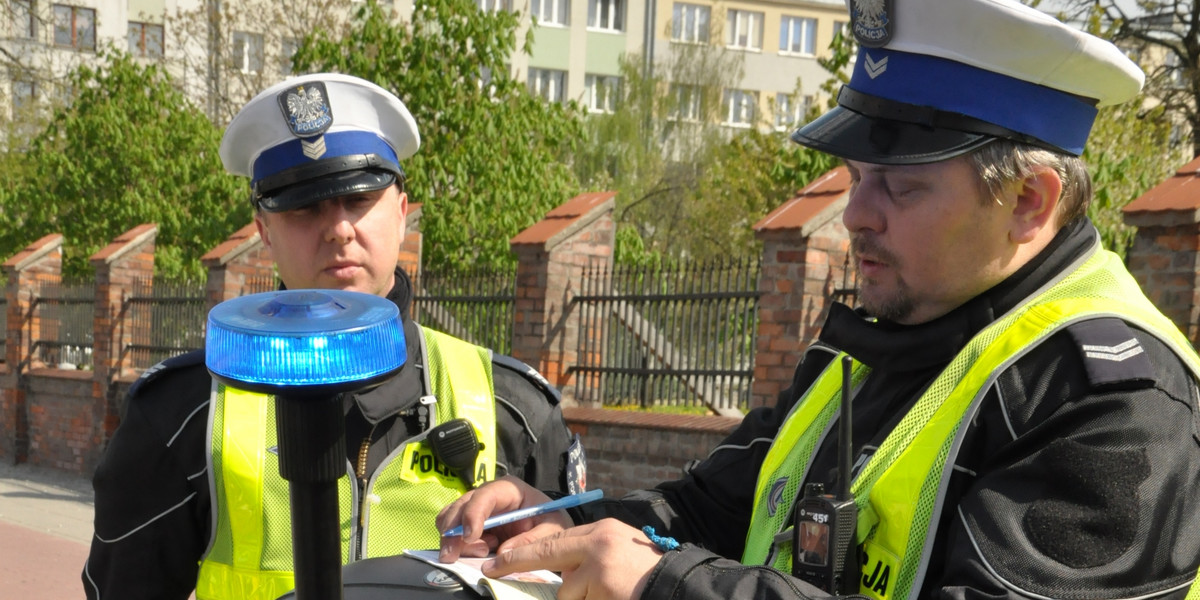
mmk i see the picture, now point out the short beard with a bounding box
[851,236,914,323]
[859,281,915,323]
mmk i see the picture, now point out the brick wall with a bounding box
[563,407,741,497]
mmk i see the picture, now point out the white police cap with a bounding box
[220,73,420,211]
[792,0,1145,164]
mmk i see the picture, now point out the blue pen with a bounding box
[442,488,604,537]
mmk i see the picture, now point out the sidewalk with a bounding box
[0,461,94,600]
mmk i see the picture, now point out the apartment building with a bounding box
[1,0,844,139]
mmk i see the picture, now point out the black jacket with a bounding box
[83,268,581,600]
[577,220,1200,600]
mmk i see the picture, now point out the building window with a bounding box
[280,37,300,74]
[833,20,857,61]
[128,22,164,58]
[779,16,816,55]
[528,68,567,104]
[13,80,35,113]
[479,0,512,12]
[231,31,265,73]
[774,93,811,130]
[669,84,702,122]
[726,9,762,51]
[533,0,568,26]
[723,88,757,127]
[53,4,96,50]
[588,0,622,32]
[584,74,620,113]
[671,3,709,43]
[13,0,35,39]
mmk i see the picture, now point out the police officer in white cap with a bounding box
[84,73,586,600]
[437,1,1200,598]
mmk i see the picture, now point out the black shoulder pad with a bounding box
[1065,318,1155,391]
[491,353,560,405]
[127,349,207,399]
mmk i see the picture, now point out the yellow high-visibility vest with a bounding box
[196,325,497,600]
[743,247,1200,600]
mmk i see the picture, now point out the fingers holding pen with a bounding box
[483,519,662,600]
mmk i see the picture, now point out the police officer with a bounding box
[83,73,585,600]
[437,0,1200,598]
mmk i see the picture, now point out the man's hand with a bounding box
[437,476,572,563]
[481,518,663,600]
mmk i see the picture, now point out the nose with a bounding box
[322,202,356,244]
[842,179,885,234]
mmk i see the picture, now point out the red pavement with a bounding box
[0,520,89,600]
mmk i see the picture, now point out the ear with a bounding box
[253,212,273,251]
[397,189,408,238]
[1008,166,1062,244]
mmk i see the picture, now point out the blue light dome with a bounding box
[206,290,406,391]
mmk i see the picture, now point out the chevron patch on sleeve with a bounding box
[1066,318,1155,390]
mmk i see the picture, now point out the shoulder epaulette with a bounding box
[491,353,561,405]
[127,349,207,399]
[1065,317,1155,390]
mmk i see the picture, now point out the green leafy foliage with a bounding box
[0,49,249,279]
[294,0,584,271]
[1084,101,1185,257]
[575,49,837,263]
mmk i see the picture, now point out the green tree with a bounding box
[0,49,249,279]
[1084,101,1184,256]
[575,40,836,263]
[1051,0,1200,158]
[294,0,584,271]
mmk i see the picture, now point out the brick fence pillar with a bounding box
[510,192,616,405]
[750,168,852,409]
[90,223,158,441]
[0,234,64,462]
[1123,156,1200,346]
[201,223,273,309]
[400,203,423,290]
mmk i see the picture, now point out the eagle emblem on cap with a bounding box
[851,0,892,48]
[277,81,333,138]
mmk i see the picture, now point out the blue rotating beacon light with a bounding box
[206,290,406,600]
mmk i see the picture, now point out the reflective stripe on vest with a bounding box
[743,246,1200,600]
[196,325,497,600]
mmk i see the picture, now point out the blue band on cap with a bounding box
[849,48,1097,154]
[252,130,401,185]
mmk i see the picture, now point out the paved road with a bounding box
[0,461,93,600]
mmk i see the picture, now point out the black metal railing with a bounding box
[412,266,517,354]
[124,277,209,370]
[570,258,762,413]
[34,279,96,370]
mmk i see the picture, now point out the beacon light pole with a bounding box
[205,290,406,600]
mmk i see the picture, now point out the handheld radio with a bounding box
[792,355,858,594]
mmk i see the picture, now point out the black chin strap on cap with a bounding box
[252,153,406,212]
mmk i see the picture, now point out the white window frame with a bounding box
[13,0,35,39]
[723,88,757,127]
[833,20,857,62]
[53,4,95,51]
[774,93,811,131]
[231,30,265,74]
[533,0,568,26]
[128,22,164,58]
[584,74,620,113]
[479,0,512,12]
[669,84,702,122]
[280,37,300,74]
[528,68,567,104]
[779,16,816,56]
[588,0,623,32]
[671,3,709,43]
[726,9,762,51]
